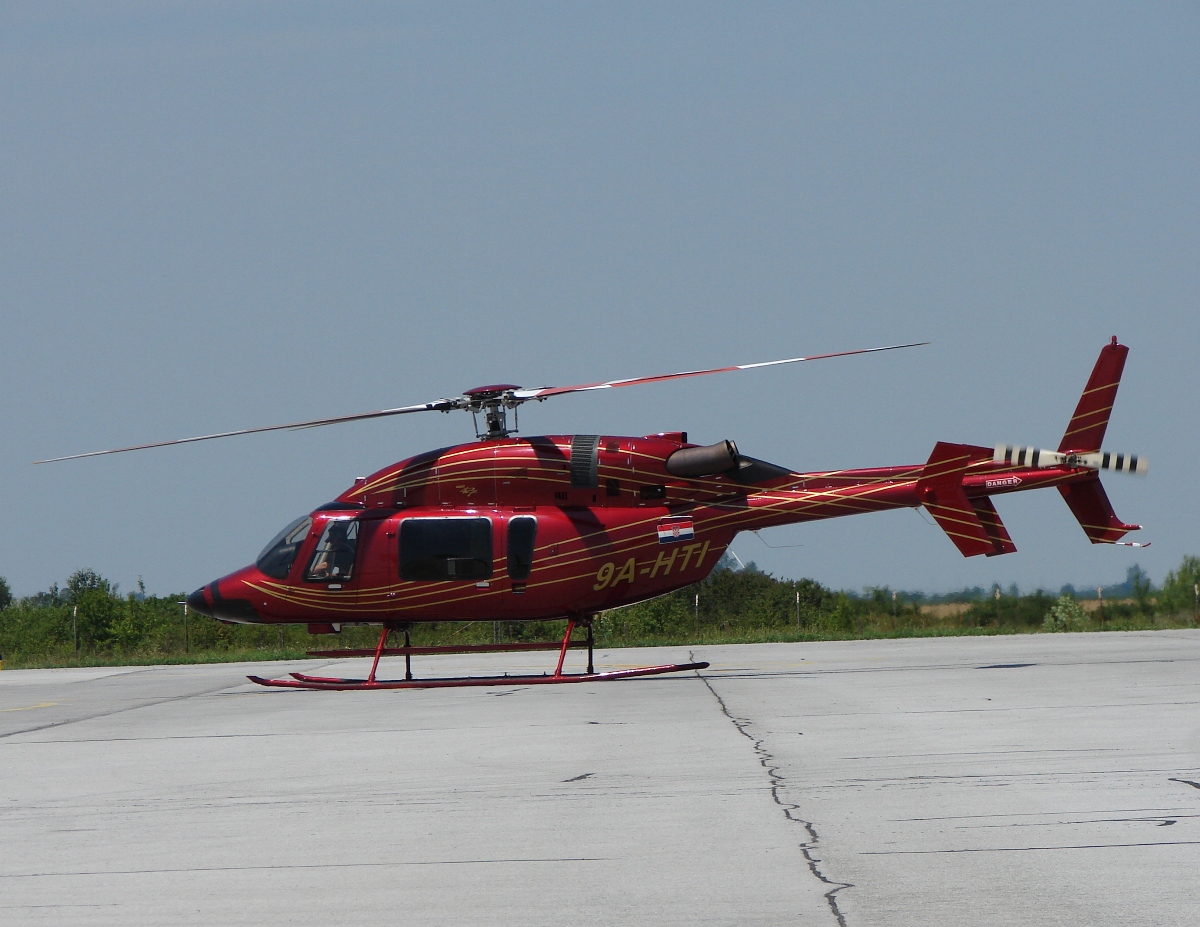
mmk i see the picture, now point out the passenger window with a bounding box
[305,519,359,582]
[256,516,313,579]
[507,516,537,581]
[400,518,493,581]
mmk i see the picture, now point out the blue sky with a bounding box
[2,2,1196,597]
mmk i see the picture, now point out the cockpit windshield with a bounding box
[255,516,313,579]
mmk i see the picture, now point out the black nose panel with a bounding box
[186,587,213,619]
[192,581,263,624]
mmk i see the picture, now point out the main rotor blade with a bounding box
[35,341,929,464]
[509,341,930,401]
[33,400,459,464]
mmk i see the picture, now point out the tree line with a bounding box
[0,556,1197,668]
[596,555,1200,644]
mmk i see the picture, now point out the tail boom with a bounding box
[698,336,1142,554]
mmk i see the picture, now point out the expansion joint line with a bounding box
[691,655,853,927]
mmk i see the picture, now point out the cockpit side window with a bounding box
[305,519,360,582]
[256,516,313,579]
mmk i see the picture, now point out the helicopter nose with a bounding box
[186,587,213,619]
[186,579,264,624]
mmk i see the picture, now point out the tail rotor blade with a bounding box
[1071,451,1149,476]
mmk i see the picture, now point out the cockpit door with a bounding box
[301,516,361,609]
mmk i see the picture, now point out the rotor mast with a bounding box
[463,385,525,440]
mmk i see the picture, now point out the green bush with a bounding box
[1043,595,1087,632]
[1160,556,1200,616]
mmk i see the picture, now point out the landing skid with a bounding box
[248,663,707,690]
[247,618,708,691]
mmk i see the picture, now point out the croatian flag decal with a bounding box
[657,517,695,544]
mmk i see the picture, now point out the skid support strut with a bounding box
[553,618,576,677]
[248,615,705,691]
[366,625,413,683]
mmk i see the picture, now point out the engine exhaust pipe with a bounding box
[666,440,740,478]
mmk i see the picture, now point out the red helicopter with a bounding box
[38,338,1146,690]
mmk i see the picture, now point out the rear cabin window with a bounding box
[305,519,359,582]
[256,516,313,580]
[507,516,537,581]
[400,518,493,581]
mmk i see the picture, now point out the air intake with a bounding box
[570,435,600,488]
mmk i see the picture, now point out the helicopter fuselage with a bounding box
[186,431,1095,629]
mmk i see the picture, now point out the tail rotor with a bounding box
[992,444,1148,477]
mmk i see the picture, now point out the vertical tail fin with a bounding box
[1056,338,1142,544]
[1058,336,1128,453]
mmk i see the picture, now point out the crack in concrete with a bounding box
[692,654,853,927]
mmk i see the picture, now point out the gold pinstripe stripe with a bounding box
[1062,404,1115,439]
[927,507,986,529]
[1065,405,1115,426]
[1079,379,1120,398]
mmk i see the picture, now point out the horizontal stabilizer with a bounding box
[970,497,1017,557]
[918,442,1015,557]
[1058,476,1141,545]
